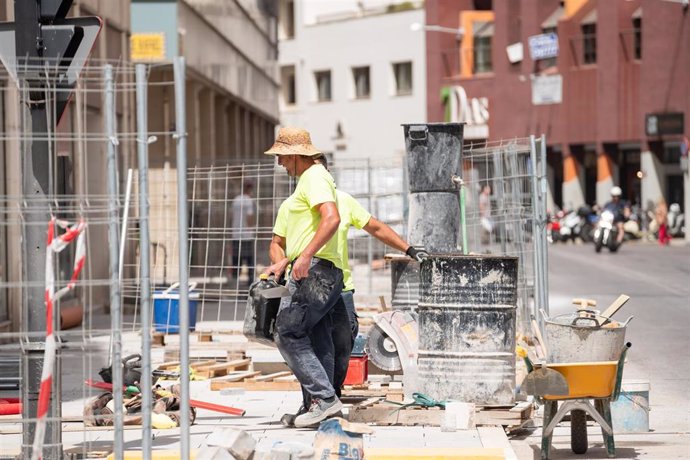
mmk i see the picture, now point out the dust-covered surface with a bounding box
[407,192,461,253]
[415,255,518,405]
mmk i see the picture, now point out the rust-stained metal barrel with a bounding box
[389,256,420,313]
[417,254,518,405]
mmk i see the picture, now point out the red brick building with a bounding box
[426,0,689,216]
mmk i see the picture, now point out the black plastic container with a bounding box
[402,123,464,193]
[243,275,282,347]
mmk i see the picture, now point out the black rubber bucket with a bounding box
[402,123,464,193]
[417,254,518,405]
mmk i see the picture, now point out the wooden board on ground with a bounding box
[193,358,251,378]
[163,344,246,362]
[347,401,533,427]
[342,381,404,402]
[210,370,301,391]
[195,320,244,342]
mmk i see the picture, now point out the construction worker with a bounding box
[277,155,428,426]
[262,127,346,428]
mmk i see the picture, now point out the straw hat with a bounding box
[264,127,322,156]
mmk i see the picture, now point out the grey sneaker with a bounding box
[293,397,343,428]
[280,404,307,427]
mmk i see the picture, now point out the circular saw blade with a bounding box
[365,325,402,372]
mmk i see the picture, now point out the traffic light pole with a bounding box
[15,0,62,457]
[19,89,63,460]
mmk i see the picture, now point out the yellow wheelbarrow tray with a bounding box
[543,360,618,400]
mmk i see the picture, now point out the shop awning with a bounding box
[632,7,642,19]
[473,21,494,38]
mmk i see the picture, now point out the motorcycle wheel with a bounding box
[595,239,603,253]
[608,238,619,252]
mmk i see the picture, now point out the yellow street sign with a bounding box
[131,33,166,61]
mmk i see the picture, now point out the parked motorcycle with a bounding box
[593,210,620,253]
[576,205,597,243]
[668,203,685,238]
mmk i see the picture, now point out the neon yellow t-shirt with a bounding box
[272,164,342,268]
[335,190,372,291]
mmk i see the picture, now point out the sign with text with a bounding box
[528,33,559,60]
[645,112,684,136]
[442,86,489,140]
[131,33,166,61]
[532,74,562,105]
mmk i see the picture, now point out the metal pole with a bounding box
[367,158,373,294]
[529,136,542,327]
[19,82,62,460]
[173,56,191,460]
[539,136,550,319]
[135,63,153,459]
[104,64,124,459]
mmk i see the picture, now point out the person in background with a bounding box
[231,182,256,284]
[603,186,629,245]
[655,199,671,246]
[262,127,346,428]
[479,183,493,245]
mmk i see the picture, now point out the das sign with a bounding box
[442,86,489,140]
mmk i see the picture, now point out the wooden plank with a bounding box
[247,371,292,382]
[210,379,300,391]
[509,401,532,413]
[194,358,252,377]
[274,375,298,382]
[347,404,443,426]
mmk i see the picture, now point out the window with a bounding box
[279,0,295,40]
[633,17,642,60]
[540,27,557,69]
[473,21,493,73]
[393,62,412,95]
[582,23,596,64]
[352,66,370,99]
[315,70,331,102]
[280,65,296,105]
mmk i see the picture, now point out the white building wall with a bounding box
[280,5,426,162]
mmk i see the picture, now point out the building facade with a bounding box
[426,0,689,219]
[278,1,426,163]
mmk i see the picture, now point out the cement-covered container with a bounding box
[403,123,464,193]
[417,254,518,405]
[407,192,460,253]
[390,256,420,314]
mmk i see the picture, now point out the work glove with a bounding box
[406,246,429,263]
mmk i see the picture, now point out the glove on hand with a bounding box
[406,246,430,262]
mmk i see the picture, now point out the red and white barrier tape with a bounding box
[31,217,87,460]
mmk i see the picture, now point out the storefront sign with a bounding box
[645,112,684,136]
[442,86,489,140]
[531,74,562,105]
[528,33,559,60]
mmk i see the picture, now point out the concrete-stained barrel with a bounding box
[417,254,518,405]
[407,192,460,253]
[402,123,464,193]
[390,256,420,313]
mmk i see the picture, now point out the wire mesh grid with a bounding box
[121,156,410,333]
[0,61,191,459]
[461,137,548,334]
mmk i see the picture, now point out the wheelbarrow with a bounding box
[520,342,632,459]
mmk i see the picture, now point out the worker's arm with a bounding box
[263,234,289,279]
[363,217,410,253]
[291,201,340,280]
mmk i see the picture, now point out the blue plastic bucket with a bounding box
[611,379,650,433]
[153,283,200,334]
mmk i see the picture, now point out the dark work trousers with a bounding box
[275,258,343,401]
[300,294,351,407]
[231,240,255,282]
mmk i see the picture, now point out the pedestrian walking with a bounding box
[479,183,493,245]
[655,199,671,246]
[262,127,346,428]
[230,182,256,283]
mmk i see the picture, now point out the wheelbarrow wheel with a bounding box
[571,409,588,454]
